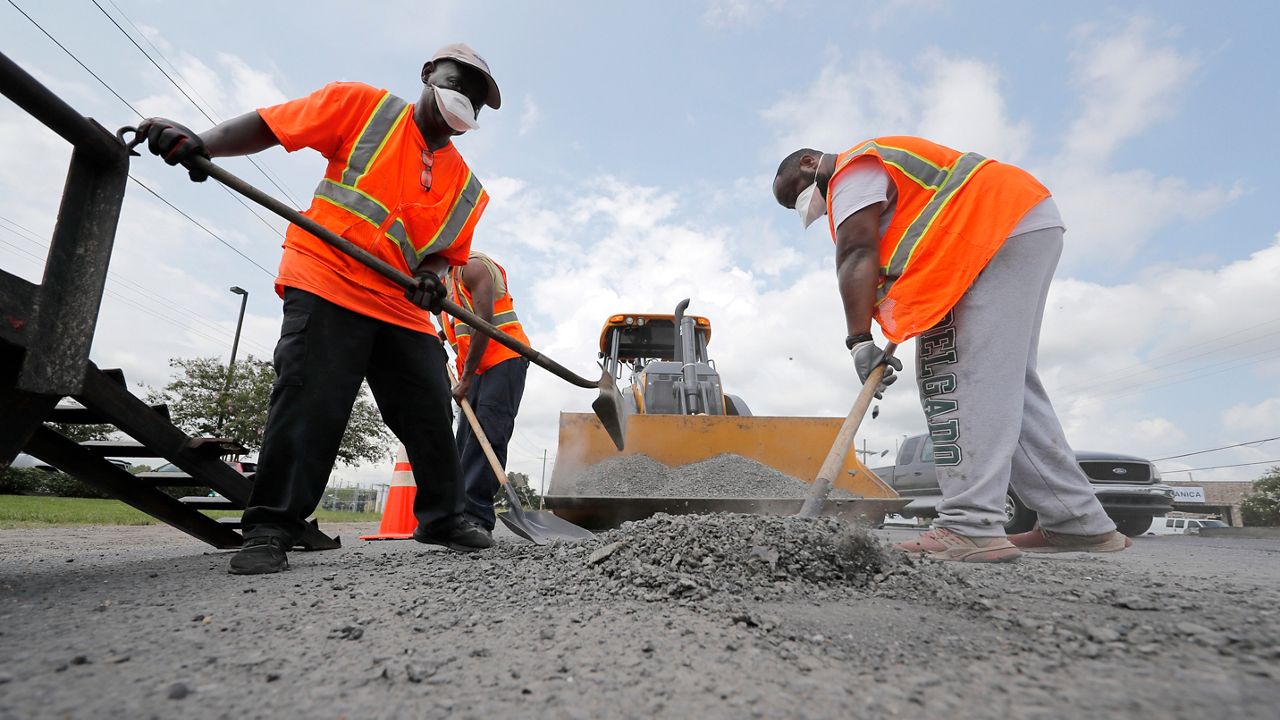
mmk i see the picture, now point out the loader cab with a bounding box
[598,300,741,416]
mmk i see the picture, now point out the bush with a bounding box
[2,467,211,501]
[1240,469,1280,527]
[0,467,111,499]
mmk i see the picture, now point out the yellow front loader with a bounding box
[545,300,906,529]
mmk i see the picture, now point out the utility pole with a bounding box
[855,438,885,464]
[540,449,548,510]
[220,286,249,431]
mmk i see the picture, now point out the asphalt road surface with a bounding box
[0,519,1276,719]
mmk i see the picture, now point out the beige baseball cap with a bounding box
[430,43,501,109]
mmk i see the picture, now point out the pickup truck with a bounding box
[868,434,1176,537]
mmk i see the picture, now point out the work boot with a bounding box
[413,519,493,552]
[893,527,1021,563]
[228,536,289,575]
[1008,527,1131,554]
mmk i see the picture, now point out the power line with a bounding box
[88,0,306,209]
[0,217,274,356]
[1060,316,1280,396]
[1155,435,1280,462]
[1160,459,1280,474]
[128,175,275,277]
[0,237,265,352]
[6,0,142,116]
[7,0,281,278]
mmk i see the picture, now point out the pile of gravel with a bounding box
[567,452,853,499]
[576,512,893,602]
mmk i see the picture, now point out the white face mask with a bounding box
[433,86,479,133]
[794,156,826,228]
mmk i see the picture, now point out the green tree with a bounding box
[45,422,114,442]
[497,471,542,510]
[1240,467,1280,527]
[146,355,392,466]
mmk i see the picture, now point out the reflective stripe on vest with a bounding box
[445,267,520,338]
[838,142,990,300]
[310,91,484,272]
[341,93,409,186]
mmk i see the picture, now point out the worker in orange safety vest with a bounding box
[439,252,531,535]
[773,136,1129,563]
[136,43,501,574]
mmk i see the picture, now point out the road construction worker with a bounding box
[773,136,1130,563]
[438,252,531,537]
[136,43,501,574]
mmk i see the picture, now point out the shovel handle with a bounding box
[185,155,599,390]
[443,364,510,489]
[798,342,898,519]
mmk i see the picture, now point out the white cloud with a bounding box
[761,47,1031,164]
[1224,397,1280,436]
[703,0,786,27]
[518,95,541,136]
[1040,17,1239,270]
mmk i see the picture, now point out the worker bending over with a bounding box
[439,252,531,538]
[137,44,502,574]
[773,136,1129,563]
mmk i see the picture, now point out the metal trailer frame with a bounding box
[0,51,338,550]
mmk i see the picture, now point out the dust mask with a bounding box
[433,86,479,133]
[795,156,827,228]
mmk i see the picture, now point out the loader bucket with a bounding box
[545,413,908,530]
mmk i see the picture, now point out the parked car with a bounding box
[1146,517,1229,536]
[869,434,1175,537]
[10,452,130,472]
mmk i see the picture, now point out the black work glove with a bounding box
[138,117,209,181]
[404,271,447,313]
[850,340,902,399]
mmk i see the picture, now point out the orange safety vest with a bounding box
[440,256,530,376]
[825,136,1049,343]
[261,82,487,334]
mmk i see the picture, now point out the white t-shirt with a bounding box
[828,159,1064,239]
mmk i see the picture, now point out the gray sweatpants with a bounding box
[916,227,1115,538]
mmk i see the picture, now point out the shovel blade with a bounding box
[499,484,594,544]
[591,368,629,451]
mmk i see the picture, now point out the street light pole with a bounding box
[220,286,249,431]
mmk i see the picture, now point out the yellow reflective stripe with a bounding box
[314,179,389,227]
[878,152,990,300]
[340,93,410,186]
[493,310,519,326]
[845,141,947,190]
[420,173,484,256]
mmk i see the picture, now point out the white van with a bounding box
[1146,517,1229,536]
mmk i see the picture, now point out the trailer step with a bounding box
[50,402,169,424]
[79,437,248,459]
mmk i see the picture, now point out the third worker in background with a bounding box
[773,135,1131,563]
[439,252,531,538]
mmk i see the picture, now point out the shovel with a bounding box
[119,131,627,450]
[797,343,898,519]
[446,364,593,544]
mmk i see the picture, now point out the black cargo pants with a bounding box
[242,288,463,544]
[456,357,528,530]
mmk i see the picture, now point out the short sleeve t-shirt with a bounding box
[829,157,1063,239]
[258,82,487,334]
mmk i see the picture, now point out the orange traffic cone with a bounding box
[360,445,417,540]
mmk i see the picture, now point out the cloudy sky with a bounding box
[2,0,1277,491]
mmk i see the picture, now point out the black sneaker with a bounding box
[413,520,493,552]
[228,536,289,575]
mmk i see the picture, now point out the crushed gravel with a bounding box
[565,452,853,498]
[2,521,1279,719]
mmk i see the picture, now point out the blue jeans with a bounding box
[456,357,529,530]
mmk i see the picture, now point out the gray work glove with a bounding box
[850,341,902,399]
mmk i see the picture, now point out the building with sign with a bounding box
[1164,480,1257,526]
